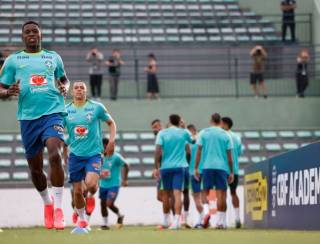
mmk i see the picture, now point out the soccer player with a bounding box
[194,113,234,229]
[221,117,243,228]
[64,81,116,230]
[154,114,193,229]
[100,138,129,230]
[0,21,70,230]
[186,124,204,228]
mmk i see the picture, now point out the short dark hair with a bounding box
[22,21,41,31]
[187,124,196,131]
[211,113,221,124]
[148,53,156,60]
[151,119,160,126]
[169,114,181,126]
[222,117,233,129]
[102,138,109,146]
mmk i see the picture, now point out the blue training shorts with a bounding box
[184,168,190,190]
[68,153,102,183]
[190,174,202,193]
[202,169,228,191]
[20,113,64,159]
[160,167,185,191]
[99,186,119,201]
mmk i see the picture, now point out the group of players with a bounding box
[0,21,131,232]
[151,114,242,230]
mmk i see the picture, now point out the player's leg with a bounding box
[73,181,88,228]
[169,191,175,215]
[229,175,241,228]
[214,170,229,229]
[182,170,190,227]
[159,169,172,228]
[170,168,184,229]
[259,74,267,98]
[250,73,258,97]
[191,175,204,228]
[201,169,214,228]
[99,187,110,230]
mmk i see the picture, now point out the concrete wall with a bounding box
[314,0,320,45]
[1,98,320,132]
[0,187,244,228]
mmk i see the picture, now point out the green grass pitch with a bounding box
[1,226,320,244]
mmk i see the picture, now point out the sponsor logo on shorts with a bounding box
[245,171,268,221]
[30,74,48,86]
[53,125,64,134]
[92,162,101,170]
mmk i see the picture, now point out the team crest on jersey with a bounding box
[86,112,93,122]
[30,74,48,86]
[74,125,88,136]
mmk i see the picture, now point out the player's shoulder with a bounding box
[88,99,105,108]
[65,102,73,109]
[3,50,23,62]
[42,49,59,55]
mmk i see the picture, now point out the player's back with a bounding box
[229,131,242,175]
[156,127,191,169]
[198,126,232,172]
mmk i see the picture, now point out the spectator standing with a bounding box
[296,48,310,98]
[106,49,124,101]
[86,47,104,100]
[144,53,160,100]
[281,0,296,42]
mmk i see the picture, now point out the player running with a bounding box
[195,113,234,229]
[221,117,243,228]
[100,138,129,230]
[186,124,204,228]
[64,81,116,231]
[0,21,70,230]
[154,114,193,230]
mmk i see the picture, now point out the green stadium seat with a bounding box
[0,147,12,154]
[144,170,153,178]
[126,158,140,165]
[123,145,139,153]
[140,133,155,140]
[283,143,299,150]
[14,159,28,167]
[237,35,250,42]
[265,143,281,151]
[122,133,139,140]
[261,131,277,139]
[252,36,265,41]
[234,132,242,138]
[238,156,249,164]
[141,145,155,152]
[314,131,320,137]
[105,133,120,140]
[248,144,261,151]
[12,172,29,180]
[142,157,154,165]
[0,159,11,167]
[128,171,142,179]
[0,134,14,142]
[15,147,25,154]
[239,169,245,176]
[296,131,313,138]
[251,156,262,163]
[0,172,10,181]
[244,131,260,139]
[279,131,295,138]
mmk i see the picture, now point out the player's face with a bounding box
[221,122,228,130]
[72,82,87,100]
[188,127,197,136]
[22,24,42,48]
[151,122,162,135]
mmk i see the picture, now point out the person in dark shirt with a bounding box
[281,0,296,42]
[296,49,310,98]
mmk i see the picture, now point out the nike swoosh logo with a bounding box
[19,64,29,68]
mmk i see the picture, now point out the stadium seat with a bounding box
[141,145,155,153]
[279,131,295,138]
[123,145,139,153]
[14,159,28,167]
[261,131,277,139]
[251,156,262,163]
[0,159,11,167]
[314,131,320,138]
[283,143,299,150]
[126,157,140,165]
[128,171,142,179]
[139,133,155,140]
[143,170,153,178]
[296,131,313,138]
[244,131,260,139]
[247,143,261,151]
[122,133,138,140]
[0,134,14,142]
[0,147,12,154]
[15,147,25,154]
[238,156,249,164]
[238,169,245,176]
[0,172,10,181]
[12,172,29,180]
[300,143,310,147]
[265,143,281,151]
[105,133,120,140]
[142,157,154,165]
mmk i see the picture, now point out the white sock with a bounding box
[103,217,108,226]
[76,207,86,221]
[217,211,224,226]
[197,211,204,225]
[223,212,227,227]
[52,186,63,209]
[174,215,180,227]
[183,211,189,220]
[86,214,91,223]
[39,188,52,205]
[163,213,170,227]
[234,208,240,222]
[203,203,209,215]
